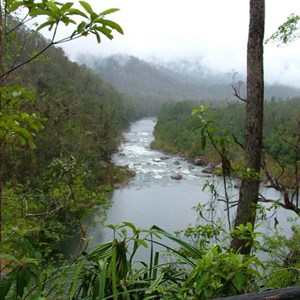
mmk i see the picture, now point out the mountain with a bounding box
[81,54,300,113]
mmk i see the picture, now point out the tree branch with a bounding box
[231,83,247,102]
[24,204,64,217]
[259,194,300,215]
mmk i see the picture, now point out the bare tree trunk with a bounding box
[231,0,265,254]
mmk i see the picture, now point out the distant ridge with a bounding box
[81,54,300,112]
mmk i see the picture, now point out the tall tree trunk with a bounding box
[231,0,265,254]
[0,1,4,274]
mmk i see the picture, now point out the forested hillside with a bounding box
[152,98,300,186]
[81,54,300,114]
[1,23,137,249]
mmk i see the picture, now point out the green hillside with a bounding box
[1,23,136,248]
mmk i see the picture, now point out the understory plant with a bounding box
[1,222,263,299]
[261,223,300,289]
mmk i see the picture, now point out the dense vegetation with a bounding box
[2,41,300,300]
[1,21,137,253]
[152,98,300,186]
[1,2,300,299]
[3,220,300,299]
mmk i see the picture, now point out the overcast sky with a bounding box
[50,0,300,87]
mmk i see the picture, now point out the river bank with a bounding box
[83,119,298,251]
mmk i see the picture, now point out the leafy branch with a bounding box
[1,0,123,78]
[266,13,300,45]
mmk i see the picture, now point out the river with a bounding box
[86,118,296,252]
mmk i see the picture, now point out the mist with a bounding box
[43,0,300,88]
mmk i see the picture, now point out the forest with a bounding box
[152,98,300,186]
[1,1,300,300]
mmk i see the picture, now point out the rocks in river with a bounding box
[202,162,215,174]
[153,156,170,162]
[114,183,123,189]
[188,164,195,171]
[171,173,183,180]
[194,156,207,166]
[160,155,170,160]
[195,172,213,178]
[119,164,129,169]
[153,158,161,162]
[173,160,181,166]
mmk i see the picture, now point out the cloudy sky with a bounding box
[49,0,300,87]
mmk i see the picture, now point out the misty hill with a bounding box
[82,55,234,101]
[81,54,300,113]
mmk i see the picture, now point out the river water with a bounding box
[86,118,297,251]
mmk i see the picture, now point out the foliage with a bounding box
[152,100,244,162]
[2,28,135,185]
[266,13,300,45]
[262,224,300,289]
[0,223,263,299]
[1,0,123,78]
[0,236,43,299]
[151,100,209,158]
[2,156,112,251]
[0,86,45,150]
[191,105,234,175]
[0,22,135,252]
[230,222,261,252]
[152,98,300,186]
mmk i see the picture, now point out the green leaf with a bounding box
[17,135,26,145]
[90,12,98,21]
[28,138,37,149]
[29,8,57,18]
[122,221,138,233]
[99,8,120,16]
[133,238,148,248]
[0,276,13,299]
[45,1,59,13]
[151,226,202,261]
[191,108,201,115]
[77,21,87,33]
[106,224,118,230]
[97,19,124,34]
[0,254,21,264]
[95,31,101,43]
[97,27,113,39]
[16,269,29,297]
[68,262,82,300]
[233,271,245,292]
[66,8,88,18]
[201,134,207,150]
[22,258,38,265]
[36,20,56,31]
[79,1,93,15]
[9,1,26,12]
[61,2,73,11]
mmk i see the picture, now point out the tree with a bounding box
[0,0,123,271]
[231,0,265,254]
